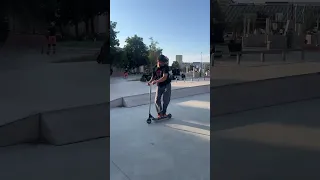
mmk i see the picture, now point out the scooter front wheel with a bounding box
[146,118,152,124]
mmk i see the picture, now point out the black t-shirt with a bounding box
[48,26,56,36]
[153,65,171,87]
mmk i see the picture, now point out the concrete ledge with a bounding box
[110,98,124,108]
[123,85,210,108]
[41,103,109,145]
[0,114,40,147]
[211,73,320,117]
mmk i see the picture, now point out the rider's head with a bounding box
[157,55,169,67]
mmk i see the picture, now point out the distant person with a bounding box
[181,73,186,80]
[47,22,57,55]
[123,67,128,78]
[148,55,171,118]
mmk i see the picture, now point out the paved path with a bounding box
[212,98,320,180]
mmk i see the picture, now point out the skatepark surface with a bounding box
[212,97,320,180]
[111,93,210,180]
[0,93,210,180]
[2,93,320,179]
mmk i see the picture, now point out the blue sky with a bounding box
[110,0,210,65]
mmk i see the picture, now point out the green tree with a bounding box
[110,21,120,48]
[82,0,108,35]
[58,0,84,38]
[97,20,119,64]
[171,61,180,70]
[148,37,163,68]
[124,35,149,69]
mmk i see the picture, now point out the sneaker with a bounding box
[157,114,162,119]
[162,114,168,118]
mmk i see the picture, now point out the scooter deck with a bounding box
[152,114,172,121]
[147,114,172,124]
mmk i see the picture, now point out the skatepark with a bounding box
[2,36,320,179]
[211,54,320,179]
[0,39,211,179]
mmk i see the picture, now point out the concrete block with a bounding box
[0,114,40,147]
[110,98,124,108]
[211,73,320,117]
[41,103,109,145]
[123,85,210,107]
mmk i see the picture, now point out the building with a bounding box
[176,55,183,64]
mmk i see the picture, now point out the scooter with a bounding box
[146,84,172,124]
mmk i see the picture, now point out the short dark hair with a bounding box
[157,55,169,63]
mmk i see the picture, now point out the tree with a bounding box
[124,35,149,69]
[148,37,163,68]
[97,20,119,64]
[171,61,180,70]
[58,0,85,38]
[82,0,109,35]
[110,21,120,48]
[211,0,225,44]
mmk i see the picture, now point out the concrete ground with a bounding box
[2,95,320,179]
[0,138,109,180]
[110,93,210,180]
[212,98,320,180]
[0,94,209,180]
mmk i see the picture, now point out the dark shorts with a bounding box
[48,36,56,45]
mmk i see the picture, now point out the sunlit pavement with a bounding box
[211,98,320,180]
[110,93,210,180]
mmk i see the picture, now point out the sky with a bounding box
[110,0,210,65]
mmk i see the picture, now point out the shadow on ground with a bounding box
[211,98,320,131]
[211,98,320,180]
[211,137,320,180]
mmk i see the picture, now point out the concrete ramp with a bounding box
[212,73,320,117]
[41,103,109,145]
[0,114,40,147]
[0,103,109,147]
[122,85,210,107]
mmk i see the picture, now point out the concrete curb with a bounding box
[110,85,210,108]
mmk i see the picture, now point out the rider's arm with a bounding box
[155,66,169,83]
[148,69,156,83]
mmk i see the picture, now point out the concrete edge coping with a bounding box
[211,72,320,90]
